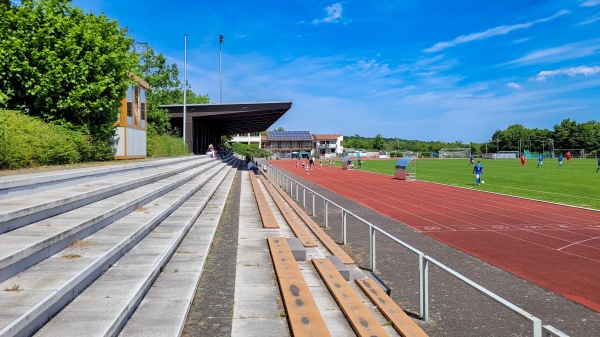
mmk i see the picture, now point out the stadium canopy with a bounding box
[160,102,292,154]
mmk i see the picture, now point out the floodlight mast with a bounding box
[183,34,187,145]
[219,35,224,103]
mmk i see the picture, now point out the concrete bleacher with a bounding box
[0,156,428,337]
[0,155,238,337]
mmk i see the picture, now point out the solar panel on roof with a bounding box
[268,131,312,140]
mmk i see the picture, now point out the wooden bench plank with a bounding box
[356,278,429,337]
[312,258,389,337]
[267,237,331,337]
[248,172,279,228]
[262,177,354,264]
[262,180,318,247]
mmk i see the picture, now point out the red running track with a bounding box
[270,160,600,312]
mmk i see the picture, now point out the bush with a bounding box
[0,110,102,169]
[228,142,270,159]
[147,131,189,157]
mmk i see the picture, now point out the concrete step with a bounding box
[0,159,228,284]
[0,156,215,234]
[0,156,197,200]
[0,158,237,337]
[117,164,237,337]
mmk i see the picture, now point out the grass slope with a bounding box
[345,158,600,210]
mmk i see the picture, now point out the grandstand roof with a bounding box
[160,102,292,135]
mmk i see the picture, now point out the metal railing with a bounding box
[267,166,569,337]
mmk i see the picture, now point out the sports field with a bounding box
[347,158,600,210]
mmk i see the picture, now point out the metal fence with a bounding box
[267,166,569,337]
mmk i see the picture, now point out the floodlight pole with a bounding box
[136,42,149,77]
[183,34,187,144]
[219,35,224,103]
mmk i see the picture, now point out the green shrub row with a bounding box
[0,110,114,169]
[228,142,270,158]
[146,129,190,157]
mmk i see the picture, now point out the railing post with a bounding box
[295,182,299,200]
[324,200,328,228]
[342,210,347,245]
[370,225,376,272]
[312,193,315,216]
[419,253,429,321]
[532,318,542,337]
[303,188,306,208]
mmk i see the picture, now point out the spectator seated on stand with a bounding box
[206,144,215,158]
[247,161,259,174]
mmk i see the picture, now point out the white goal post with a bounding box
[553,149,585,158]
[439,148,471,158]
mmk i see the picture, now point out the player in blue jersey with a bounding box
[596,158,600,173]
[472,161,484,186]
[469,154,474,166]
[537,154,543,168]
[558,154,563,168]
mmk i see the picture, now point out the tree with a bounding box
[0,0,138,141]
[372,133,386,151]
[133,45,209,135]
[552,119,578,149]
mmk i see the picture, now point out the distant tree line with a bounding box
[344,118,600,157]
[344,133,477,156]
[488,119,600,155]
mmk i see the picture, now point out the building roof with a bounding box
[160,102,292,135]
[267,131,313,141]
[313,134,343,140]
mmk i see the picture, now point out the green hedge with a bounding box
[0,110,111,169]
[146,129,190,157]
[0,110,192,170]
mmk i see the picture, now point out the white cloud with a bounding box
[424,10,569,53]
[535,66,600,81]
[347,59,391,74]
[507,82,523,90]
[577,15,600,25]
[313,3,343,24]
[504,38,600,66]
[580,0,600,7]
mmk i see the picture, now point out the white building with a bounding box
[230,132,262,147]
[313,134,344,158]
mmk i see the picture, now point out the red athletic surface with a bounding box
[270,160,600,312]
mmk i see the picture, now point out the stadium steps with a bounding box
[0,155,238,337]
[0,157,198,200]
[0,157,222,284]
[0,156,214,234]
[117,166,236,336]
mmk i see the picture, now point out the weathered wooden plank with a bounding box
[267,237,331,337]
[312,258,388,337]
[356,278,429,337]
[263,177,354,264]
[248,172,279,228]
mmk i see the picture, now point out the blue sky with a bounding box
[71,0,600,142]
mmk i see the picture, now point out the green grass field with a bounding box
[341,158,600,210]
